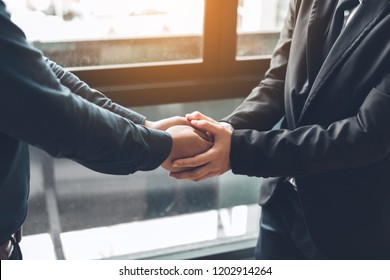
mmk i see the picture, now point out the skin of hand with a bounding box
[186,111,219,124]
[169,113,233,181]
[144,116,190,131]
[161,125,213,172]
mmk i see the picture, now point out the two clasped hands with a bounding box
[146,111,233,181]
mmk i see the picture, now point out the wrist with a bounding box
[144,120,155,129]
[219,122,234,131]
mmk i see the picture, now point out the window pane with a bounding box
[23,99,261,260]
[4,0,204,67]
[237,0,288,58]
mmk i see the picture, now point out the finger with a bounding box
[192,171,218,182]
[169,164,212,181]
[169,170,194,180]
[172,149,213,168]
[185,111,203,120]
[186,112,217,123]
[168,116,191,126]
[191,120,222,136]
[153,116,190,130]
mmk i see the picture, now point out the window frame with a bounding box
[61,0,273,107]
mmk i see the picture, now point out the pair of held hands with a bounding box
[145,112,233,182]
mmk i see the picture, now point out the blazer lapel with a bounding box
[306,0,337,87]
[299,0,390,124]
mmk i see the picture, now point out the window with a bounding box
[3,0,289,259]
[6,0,204,67]
[24,100,263,260]
[237,0,288,58]
[5,0,289,106]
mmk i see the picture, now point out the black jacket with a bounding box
[224,0,390,259]
[0,2,172,244]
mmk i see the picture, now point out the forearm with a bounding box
[1,76,172,174]
[0,12,171,174]
[231,76,390,178]
[221,82,285,131]
[45,58,146,125]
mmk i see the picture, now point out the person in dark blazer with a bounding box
[0,1,211,259]
[171,0,390,259]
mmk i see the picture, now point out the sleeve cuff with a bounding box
[230,130,261,177]
[138,128,172,171]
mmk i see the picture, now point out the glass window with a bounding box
[4,0,204,67]
[237,0,288,58]
[22,99,262,260]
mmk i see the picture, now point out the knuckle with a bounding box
[193,159,201,167]
[191,172,199,180]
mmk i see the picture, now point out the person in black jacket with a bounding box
[0,1,211,259]
[171,0,390,259]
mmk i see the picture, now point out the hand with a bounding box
[186,111,219,124]
[161,125,213,172]
[169,118,233,181]
[185,111,223,142]
[144,116,190,131]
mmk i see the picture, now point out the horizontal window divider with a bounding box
[71,61,210,86]
[97,74,264,107]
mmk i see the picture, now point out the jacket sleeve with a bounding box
[0,5,171,175]
[45,58,146,125]
[221,0,300,131]
[230,72,390,178]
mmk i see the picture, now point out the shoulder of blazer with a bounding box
[298,0,390,123]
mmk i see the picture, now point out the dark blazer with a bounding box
[223,0,390,259]
[0,2,172,244]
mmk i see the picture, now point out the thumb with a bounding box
[191,120,221,135]
[187,112,217,123]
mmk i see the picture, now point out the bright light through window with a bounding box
[237,0,288,58]
[4,0,205,67]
